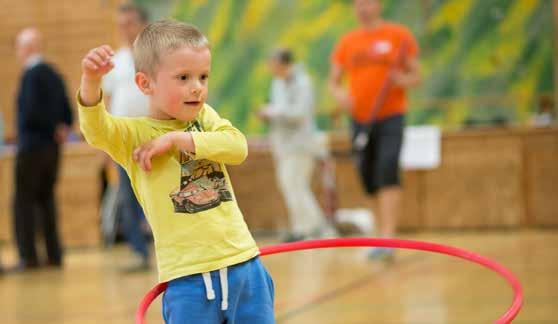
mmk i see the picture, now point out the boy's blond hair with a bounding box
[133,20,209,76]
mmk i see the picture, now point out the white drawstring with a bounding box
[201,268,229,311]
[219,267,229,310]
[202,272,216,300]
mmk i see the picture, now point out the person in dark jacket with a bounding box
[12,27,73,270]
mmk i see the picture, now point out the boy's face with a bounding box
[149,45,211,122]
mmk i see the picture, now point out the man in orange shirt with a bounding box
[329,0,421,260]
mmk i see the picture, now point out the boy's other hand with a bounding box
[133,133,176,172]
[81,45,115,82]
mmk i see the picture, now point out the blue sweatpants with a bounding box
[162,257,275,324]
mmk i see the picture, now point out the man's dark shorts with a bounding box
[352,114,404,195]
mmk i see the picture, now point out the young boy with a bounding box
[78,20,275,323]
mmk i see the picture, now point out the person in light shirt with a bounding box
[102,3,151,272]
[259,48,335,242]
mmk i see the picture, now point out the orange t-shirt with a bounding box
[332,22,418,123]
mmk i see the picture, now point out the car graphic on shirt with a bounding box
[169,128,233,214]
[170,177,221,213]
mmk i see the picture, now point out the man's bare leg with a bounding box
[366,185,402,260]
[377,185,402,238]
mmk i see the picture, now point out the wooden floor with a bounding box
[0,230,556,323]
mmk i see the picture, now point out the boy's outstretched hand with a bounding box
[80,45,115,106]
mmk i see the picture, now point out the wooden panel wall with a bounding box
[0,143,104,247]
[1,128,555,250]
[233,128,558,232]
[0,0,121,141]
[422,133,524,228]
[524,131,558,225]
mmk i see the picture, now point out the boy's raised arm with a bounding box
[78,45,135,167]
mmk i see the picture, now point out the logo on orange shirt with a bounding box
[371,40,392,55]
[350,40,394,68]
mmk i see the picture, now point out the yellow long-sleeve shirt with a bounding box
[78,95,259,283]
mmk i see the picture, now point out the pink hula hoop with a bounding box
[136,238,523,324]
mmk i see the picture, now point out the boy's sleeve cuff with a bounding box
[76,88,105,109]
[190,132,208,160]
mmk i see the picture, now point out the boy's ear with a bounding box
[135,72,154,95]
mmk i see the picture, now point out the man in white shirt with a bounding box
[259,48,334,242]
[102,3,150,271]
[103,4,149,118]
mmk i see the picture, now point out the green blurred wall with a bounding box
[148,0,553,133]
